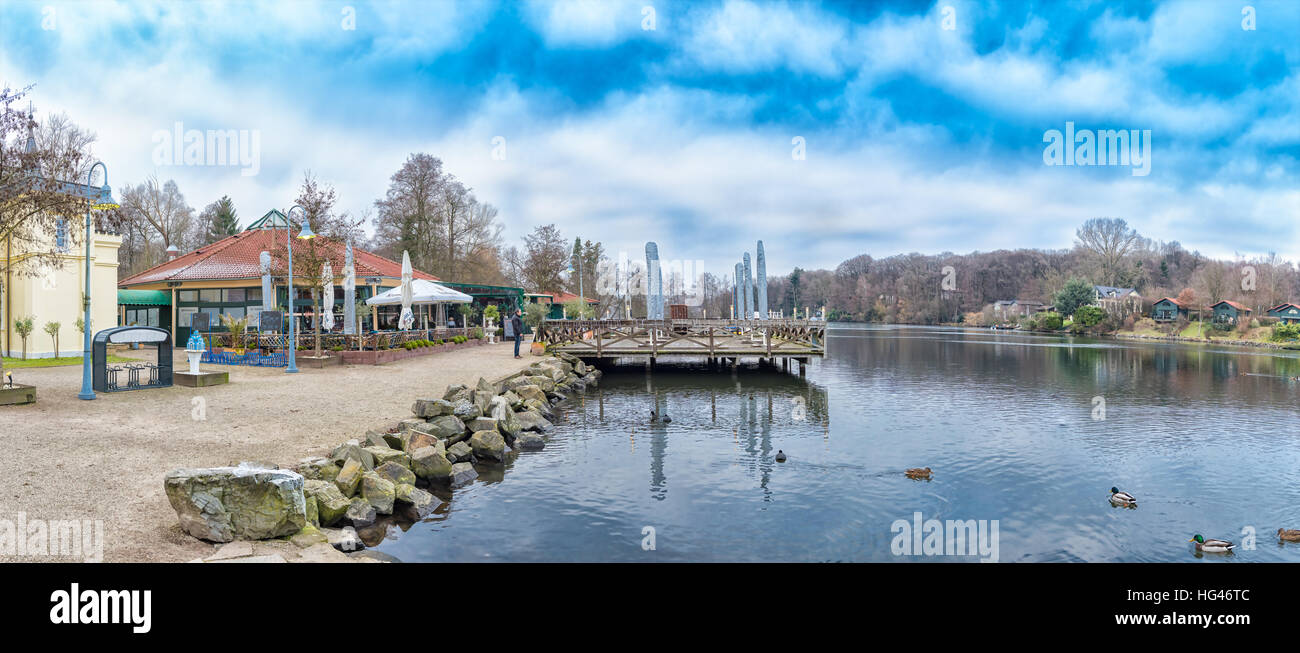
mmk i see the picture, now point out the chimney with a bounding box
[166,245,180,261]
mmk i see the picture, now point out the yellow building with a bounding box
[2,217,122,359]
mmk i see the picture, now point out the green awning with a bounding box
[117,289,171,306]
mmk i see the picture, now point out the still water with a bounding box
[376,324,1300,562]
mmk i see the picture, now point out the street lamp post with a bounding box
[78,162,119,400]
[284,204,315,373]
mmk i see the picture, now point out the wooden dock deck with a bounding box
[536,319,825,371]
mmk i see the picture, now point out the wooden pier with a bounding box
[535,318,825,373]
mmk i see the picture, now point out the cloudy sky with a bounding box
[2,0,1298,276]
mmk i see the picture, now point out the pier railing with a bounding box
[536,318,825,358]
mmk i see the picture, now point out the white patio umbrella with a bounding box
[320,260,335,331]
[398,250,415,330]
[366,279,473,306]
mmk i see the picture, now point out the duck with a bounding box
[649,410,671,424]
[1108,487,1137,506]
[775,450,787,462]
[1189,534,1235,553]
[1278,528,1300,542]
[904,467,932,480]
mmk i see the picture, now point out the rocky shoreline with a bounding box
[164,353,601,563]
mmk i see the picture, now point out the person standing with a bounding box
[511,308,524,358]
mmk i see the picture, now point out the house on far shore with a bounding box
[1151,297,1191,322]
[1093,285,1143,316]
[993,300,1045,319]
[1265,303,1300,324]
[1210,300,1252,325]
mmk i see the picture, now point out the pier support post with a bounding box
[798,358,806,376]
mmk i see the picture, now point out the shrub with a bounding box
[1258,316,1280,326]
[1271,323,1300,342]
[1037,312,1063,330]
[1074,305,1106,328]
[472,327,484,339]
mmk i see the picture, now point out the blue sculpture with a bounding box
[646,242,663,320]
[733,262,743,319]
[186,330,205,351]
[757,240,768,319]
[742,252,753,319]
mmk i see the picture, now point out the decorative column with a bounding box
[733,262,742,319]
[645,242,662,320]
[742,252,753,319]
[343,243,356,335]
[756,240,767,319]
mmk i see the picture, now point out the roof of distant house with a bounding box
[1266,302,1300,313]
[1210,300,1251,312]
[547,291,598,304]
[1155,296,1187,307]
[119,216,438,287]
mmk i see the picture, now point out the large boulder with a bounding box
[411,398,455,418]
[365,446,410,469]
[468,417,499,433]
[322,526,364,553]
[515,410,553,433]
[426,415,466,441]
[469,430,506,462]
[453,400,481,421]
[476,376,500,395]
[304,480,350,527]
[410,446,453,482]
[329,440,374,471]
[502,390,524,410]
[472,390,495,417]
[446,441,473,463]
[361,472,396,515]
[334,458,365,497]
[514,384,548,405]
[450,462,478,488]
[405,430,443,455]
[295,457,339,482]
[164,465,307,543]
[517,433,545,451]
[525,375,556,394]
[375,461,416,487]
[394,484,435,518]
[491,396,521,443]
[346,498,377,528]
[442,383,469,402]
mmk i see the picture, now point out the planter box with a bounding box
[0,384,37,406]
[297,354,342,369]
[337,339,485,365]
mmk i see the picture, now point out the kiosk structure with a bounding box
[92,326,174,392]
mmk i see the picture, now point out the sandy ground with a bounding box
[0,341,531,563]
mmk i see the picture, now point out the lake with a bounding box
[374,324,1300,562]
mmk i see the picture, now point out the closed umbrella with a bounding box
[398,250,415,330]
[321,260,335,331]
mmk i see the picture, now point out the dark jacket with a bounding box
[510,315,523,337]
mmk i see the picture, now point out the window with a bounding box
[55,218,68,252]
[223,306,246,321]
[225,289,245,303]
[179,307,197,326]
[179,290,198,302]
[199,289,221,303]
[247,288,262,302]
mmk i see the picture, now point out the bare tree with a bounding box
[117,176,199,254]
[521,224,568,293]
[1075,218,1142,287]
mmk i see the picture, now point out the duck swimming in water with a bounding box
[649,410,671,423]
[1278,528,1300,542]
[1109,487,1137,507]
[1190,534,1235,553]
[775,450,787,462]
[904,467,932,480]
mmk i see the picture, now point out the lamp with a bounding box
[284,204,312,373]
[78,162,115,400]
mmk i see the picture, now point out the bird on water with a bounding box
[775,450,787,462]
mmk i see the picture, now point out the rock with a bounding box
[295,457,337,481]
[295,542,352,562]
[304,495,319,527]
[405,431,438,454]
[205,541,254,561]
[470,430,506,462]
[473,389,495,416]
[491,396,521,443]
[412,398,455,418]
[163,466,307,543]
[525,375,556,393]
[502,390,523,410]
[523,398,554,419]
[304,480,350,527]
[468,416,499,433]
[321,526,365,553]
[514,384,548,405]
[410,446,453,482]
[453,399,481,421]
[515,410,554,432]
[334,458,365,497]
[329,440,374,470]
[442,383,468,402]
[346,498,377,528]
[363,430,391,448]
[361,472,396,515]
[446,441,473,463]
[476,376,499,395]
[375,461,416,487]
[382,430,406,450]
[503,376,534,392]
[426,415,466,441]
[450,462,478,487]
[575,360,588,374]
[365,446,410,468]
[394,484,435,517]
[348,550,401,563]
[517,433,545,450]
[289,524,329,548]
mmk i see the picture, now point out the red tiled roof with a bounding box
[118,229,438,286]
[1211,300,1251,312]
[547,291,597,304]
[1156,296,1186,307]
[1266,302,1300,313]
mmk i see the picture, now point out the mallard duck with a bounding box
[1108,487,1137,506]
[904,467,932,480]
[1189,534,1235,553]
[775,450,787,462]
[1278,528,1300,542]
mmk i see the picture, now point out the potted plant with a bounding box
[2,316,39,406]
[220,313,251,355]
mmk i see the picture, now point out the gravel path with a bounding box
[0,341,531,562]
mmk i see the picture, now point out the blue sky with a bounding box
[2,0,1298,276]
